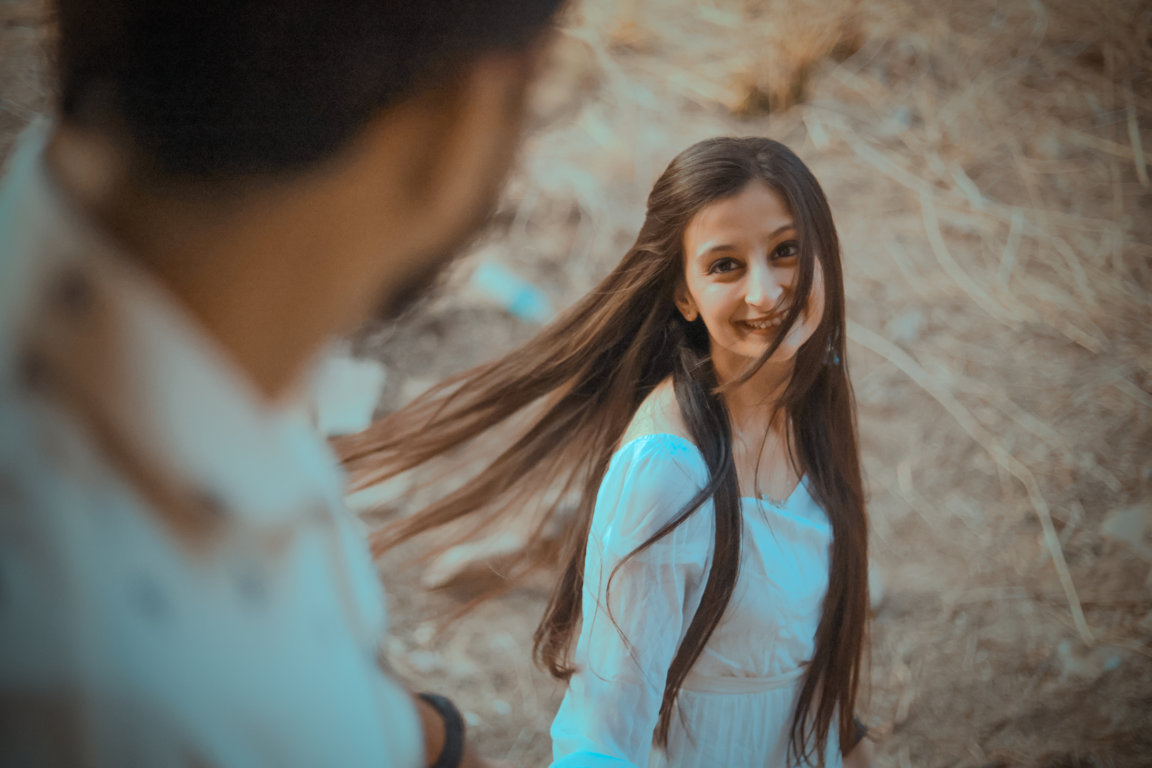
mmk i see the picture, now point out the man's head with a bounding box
[55,0,562,180]
[47,1,564,394]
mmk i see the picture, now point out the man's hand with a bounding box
[843,736,873,768]
[465,755,514,768]
[414,691,515,768]
[413,693,448,766]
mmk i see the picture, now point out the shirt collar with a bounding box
[1,120,341,528]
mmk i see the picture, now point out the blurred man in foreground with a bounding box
[0,1,562,766]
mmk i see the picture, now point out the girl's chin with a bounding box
[743,333,797,355]
[726,343,798,364]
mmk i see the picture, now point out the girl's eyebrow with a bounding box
[695,223,795,259]
[766,222,796,240]
[698,243,737,257]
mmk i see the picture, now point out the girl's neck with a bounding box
[713,349,794,434]
[716,354,798,501]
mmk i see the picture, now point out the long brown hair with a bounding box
[337,137,868,765]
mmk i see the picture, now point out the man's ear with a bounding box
[377,43,547,255]
[674,282,699,322]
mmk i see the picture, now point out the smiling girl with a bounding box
[340,137,870,767]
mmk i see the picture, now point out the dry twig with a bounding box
[847,320,1096,645]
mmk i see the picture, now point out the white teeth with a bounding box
[743,319,778,330]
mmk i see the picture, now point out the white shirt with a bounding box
[550,433,840,768]
[0,122,422,768]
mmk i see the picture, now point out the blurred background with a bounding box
[3,0,1150,765]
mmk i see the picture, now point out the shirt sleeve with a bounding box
[550,436,714,768]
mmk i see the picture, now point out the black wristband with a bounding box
[417,692,465,768]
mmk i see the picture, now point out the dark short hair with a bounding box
[56,0,564,179]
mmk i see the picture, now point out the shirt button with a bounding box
[16,349,49,391]
[52,268,96,318]
[129,574,170,622]
[189,489,230,520]
[231,561,267,605]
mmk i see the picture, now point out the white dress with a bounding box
[550,433,841,768]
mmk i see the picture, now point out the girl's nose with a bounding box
[745,262,783,310]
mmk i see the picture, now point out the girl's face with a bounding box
[676,181,825,370]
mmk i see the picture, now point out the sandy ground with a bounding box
[3,1,1150,766]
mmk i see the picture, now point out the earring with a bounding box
[825,339,841,366]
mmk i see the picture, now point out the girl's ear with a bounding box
[674,282,699,322]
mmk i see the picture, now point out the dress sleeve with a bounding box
[550,435,714,768]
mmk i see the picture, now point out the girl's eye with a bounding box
[708,257,740,275]
[772,241,800,261]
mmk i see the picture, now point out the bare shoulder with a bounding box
[619,377,693,447]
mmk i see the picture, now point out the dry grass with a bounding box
[3,0,1150,765]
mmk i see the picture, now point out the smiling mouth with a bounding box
[737,316,784,333]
